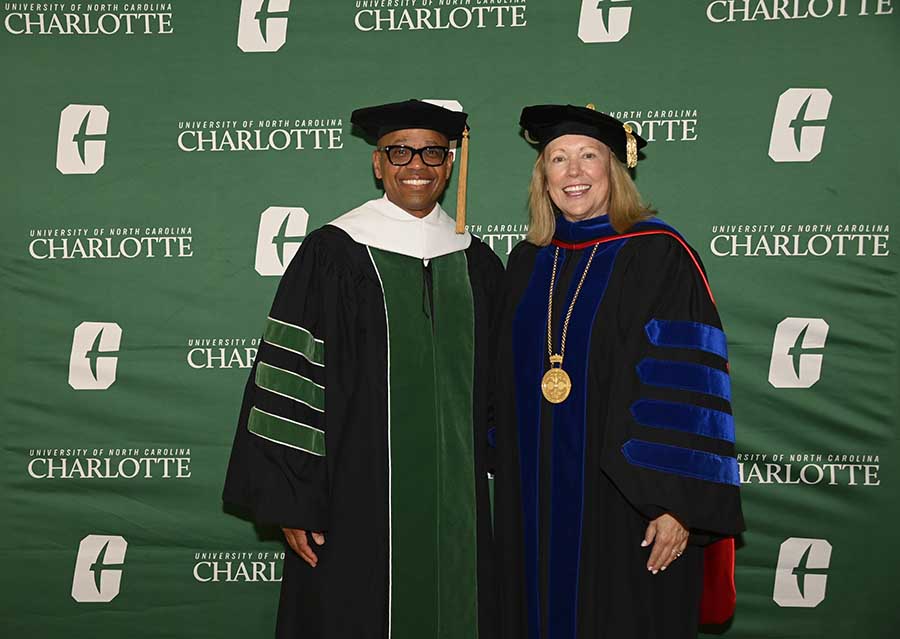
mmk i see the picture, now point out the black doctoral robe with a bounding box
[494,215,744,639]
[224,198,503,639]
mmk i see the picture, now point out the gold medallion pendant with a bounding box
[541,354,572,404]
[542,243,599,405]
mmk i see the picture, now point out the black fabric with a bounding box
[351,99,469,142]
[223,226,503,639]
[495,232,744,639]
[519,104,647,162]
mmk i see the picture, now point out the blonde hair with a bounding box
[526,148,656,246]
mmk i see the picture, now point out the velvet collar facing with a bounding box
[552,214,619,245]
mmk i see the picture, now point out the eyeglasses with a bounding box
[377,145,450,167]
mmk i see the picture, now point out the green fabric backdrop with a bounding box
[2,1,897,636]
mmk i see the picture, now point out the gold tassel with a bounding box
[624,123,638,168]
[455,127,470,234]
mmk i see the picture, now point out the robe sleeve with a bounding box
[223,229,339,531]
[600,233,744,538]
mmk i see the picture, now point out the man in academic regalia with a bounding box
[223,100,502,639]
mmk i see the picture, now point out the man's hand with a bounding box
[641,513,688,575]
[283,528,326,568]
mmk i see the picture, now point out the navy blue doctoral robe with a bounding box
[495,215,744,639]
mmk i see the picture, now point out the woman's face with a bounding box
[543,134,611,222]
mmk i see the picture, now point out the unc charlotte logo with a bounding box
[256,207,309,276]
[578,0,633,43]
[69,322,122,390]
[238,0,291,52]
[56,105,109,175]
[768,317,829,389]
[773,537,831,608]
[768,89,832,162]
[72,535,128,603]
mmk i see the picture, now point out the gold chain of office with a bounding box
[541,243,600,404]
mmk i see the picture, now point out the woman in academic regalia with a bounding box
[493,104,745,639]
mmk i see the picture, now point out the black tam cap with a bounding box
[519,104,647,168]
[351,99,469,143]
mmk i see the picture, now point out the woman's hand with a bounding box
[642,513,688,574]
[283,528,326,568]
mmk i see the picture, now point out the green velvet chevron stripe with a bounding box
[263,316,325,366]
[255,361,325,412]
[247,407,325,456]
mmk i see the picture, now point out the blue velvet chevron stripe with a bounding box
[644,319,728,359]
[621,439,741,486]
[636,358,731,400]
[630,399,735,443]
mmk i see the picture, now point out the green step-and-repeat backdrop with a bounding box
[1,2,897,637]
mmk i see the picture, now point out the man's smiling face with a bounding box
[372,128,453,218]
